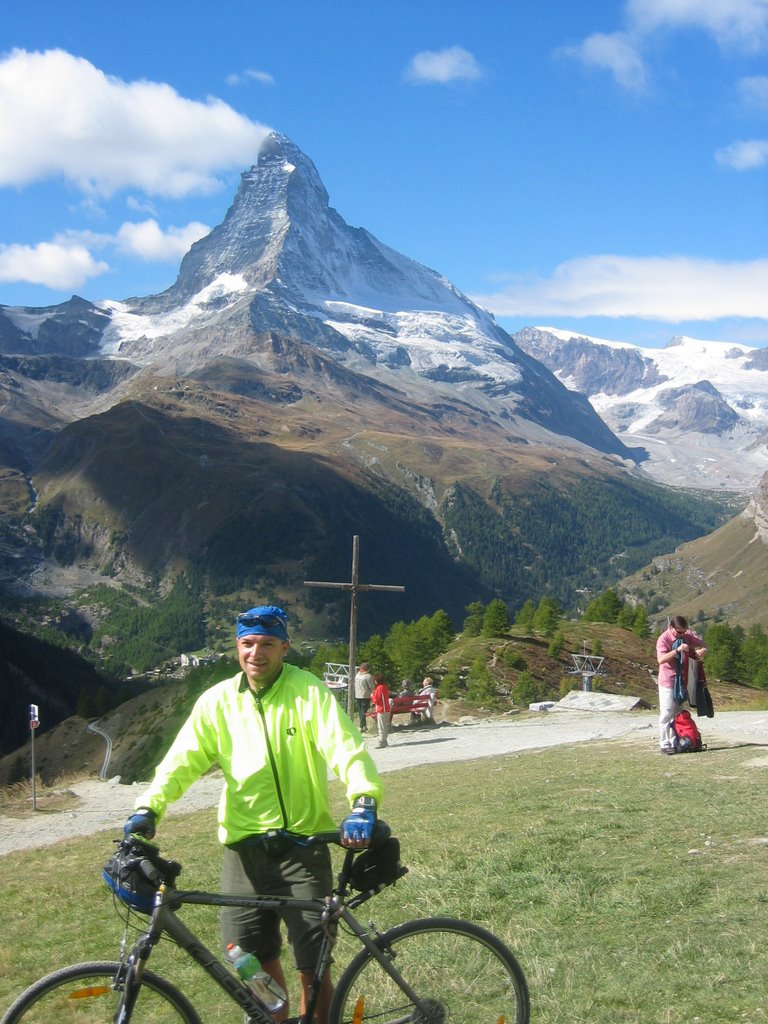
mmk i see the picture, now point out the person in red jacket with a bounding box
[370,672,391,749]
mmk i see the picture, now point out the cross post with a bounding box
[304,535,405,717]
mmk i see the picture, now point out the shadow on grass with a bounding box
[703,741,768,751]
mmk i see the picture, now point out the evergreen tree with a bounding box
[616,605,636,629]
[512,670,546,707]
[482,598,510,637]
[429,609,455,649]
[462,601,485,637]
[357,634,397,682]
[466,656,497,705]
[583,589,623,623]
[439,669,461,698]
[385,611,454,681]
[742,625,768,688]
[548,631,565,658]
[515,599,536,629]
[632,606,650,638]
[308,643,348,680]
[703,623,744,681]
[533,596,561,636]
[500,646,527,671]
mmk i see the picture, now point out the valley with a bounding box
[0,132,766,748]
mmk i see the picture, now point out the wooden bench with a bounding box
[367,692,436,723]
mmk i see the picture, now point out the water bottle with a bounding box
[226,944,287,1014]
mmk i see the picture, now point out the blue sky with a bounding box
[1,0,766,348]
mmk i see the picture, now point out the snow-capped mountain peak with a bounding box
[516,327,768,490]
[82,134,627,457]
[0,134,637,463]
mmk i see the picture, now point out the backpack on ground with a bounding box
[673,709,705,752]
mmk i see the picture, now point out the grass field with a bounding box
[1,732,768,1023]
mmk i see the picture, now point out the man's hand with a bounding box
[341,797,377,849]
[124,807,157,839]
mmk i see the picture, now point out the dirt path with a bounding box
[2,710,765,857]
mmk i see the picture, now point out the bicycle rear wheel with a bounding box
[0,960,202,1024]
[329,916,530,1024]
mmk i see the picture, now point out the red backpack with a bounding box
[673,709,705,753]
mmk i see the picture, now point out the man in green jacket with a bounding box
[124,604,383,1023]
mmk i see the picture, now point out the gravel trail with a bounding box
[2,710,765,857]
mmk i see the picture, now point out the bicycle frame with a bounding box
[117,855,424,1024]
[3,833,528,1024]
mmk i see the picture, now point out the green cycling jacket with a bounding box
[137,664,383,844]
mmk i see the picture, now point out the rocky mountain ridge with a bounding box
[514,327,768,492]
[618,465,768,626]
[0,133,750,637]
[744,473,768,541]
[1,135,634,461]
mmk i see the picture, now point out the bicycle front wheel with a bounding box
[0,960,202,1024]
[329,916,530,1024]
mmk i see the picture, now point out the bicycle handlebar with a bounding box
[121,836,183,887]
[110,820,401,916]
[120,822,392,889]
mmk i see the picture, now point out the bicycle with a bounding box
[1,827,530,1024]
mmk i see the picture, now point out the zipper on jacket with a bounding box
[250,688,290,829]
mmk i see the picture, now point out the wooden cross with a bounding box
[304,535,405,716]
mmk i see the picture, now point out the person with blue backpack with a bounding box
[656,614,707,754]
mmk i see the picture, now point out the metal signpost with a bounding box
[29,704,40,810]
[304,535,405,716]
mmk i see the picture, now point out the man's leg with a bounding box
[658,686,681,751]
[299,968,333,1024]
[260,958,290,1023]
[280,845,335,1022]
[221,846,287,1020]
[356,698,368,732]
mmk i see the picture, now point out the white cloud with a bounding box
[126,195,158,214]
[0,48,271,198]
[246,69,275,86]
[738,75,768,109]
[0,240,109,289]
[627,0,768,51]
[0,217,210,289]
[227,69,275,87]
[55,228,113,251]
[560,32,648,92]
[404,46,483,85]
[116,219,210,260]
[563,0,768,91]
[715,138,768,168]
[472,255,768,322]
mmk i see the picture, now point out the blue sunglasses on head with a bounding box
[237,612,286,629]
